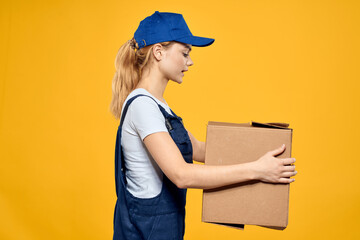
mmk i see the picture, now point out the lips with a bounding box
[181,69,188,77]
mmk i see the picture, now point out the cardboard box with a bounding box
[202,121,293,230]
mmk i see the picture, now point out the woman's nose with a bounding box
[187,56,194,66]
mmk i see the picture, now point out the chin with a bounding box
[171,78,183,84]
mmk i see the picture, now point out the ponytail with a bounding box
[109,39,174,119]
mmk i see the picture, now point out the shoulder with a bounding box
[128,94,165,124]
[123,88,171,119]
[129,95,160,114]
[128,94,168,141]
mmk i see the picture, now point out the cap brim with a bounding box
[175,35,215,47]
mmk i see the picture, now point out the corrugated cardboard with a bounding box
[202,121,293,230]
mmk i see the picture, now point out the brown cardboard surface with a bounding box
[202,121,293,230]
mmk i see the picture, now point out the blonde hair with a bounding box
[109,39,174,119]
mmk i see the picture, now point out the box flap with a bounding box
[208,121,251,127]
[251,121,290,129]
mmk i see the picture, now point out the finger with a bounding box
[279,178,295,184]
[281,171,297,178]
[281,158,296,165]
[282,165,296,172]
[268,144,286,157]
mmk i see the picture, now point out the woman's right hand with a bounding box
[252,144,297,184]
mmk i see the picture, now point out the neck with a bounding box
[136,69,169,104]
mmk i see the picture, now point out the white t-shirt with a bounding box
[120,88,174,198]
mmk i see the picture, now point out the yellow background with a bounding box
[1,0,359,239]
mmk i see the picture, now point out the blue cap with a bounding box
[134,11,215,49]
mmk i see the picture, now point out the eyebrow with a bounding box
[184,45,192,52]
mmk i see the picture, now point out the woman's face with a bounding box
[159,42,193,84]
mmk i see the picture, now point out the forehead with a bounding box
[173,42,192,51]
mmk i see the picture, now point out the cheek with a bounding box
[159,60,177,77]
[159,53,185,76]
[175,55,185,68]
[165,57,183,71]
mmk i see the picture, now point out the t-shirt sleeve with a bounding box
[129,96,169,141]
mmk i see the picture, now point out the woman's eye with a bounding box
[183,53,189,57]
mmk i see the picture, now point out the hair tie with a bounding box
[129,38,139,52]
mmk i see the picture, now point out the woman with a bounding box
[110,11,297,240]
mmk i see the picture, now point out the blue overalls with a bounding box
[113,94,193,240]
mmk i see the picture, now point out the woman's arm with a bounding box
[143,132,296,190]
[186,130,205,163]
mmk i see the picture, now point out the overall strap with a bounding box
[116,94,160,190]
[119,94,159,127]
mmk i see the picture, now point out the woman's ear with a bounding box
[152,44,163,61]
